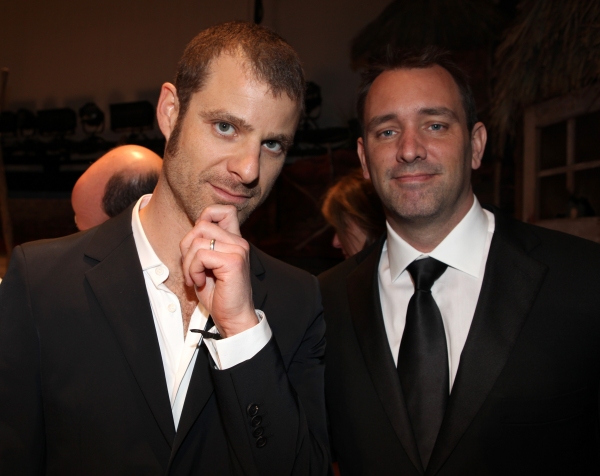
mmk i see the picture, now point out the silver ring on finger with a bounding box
[209,239,216,251]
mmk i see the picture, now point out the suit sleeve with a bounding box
[0,246,46,474]
[209,275,331,476]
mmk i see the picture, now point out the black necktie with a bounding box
[397,257,449,469]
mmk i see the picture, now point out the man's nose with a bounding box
[396,129,426,163]
[228,144,260,184]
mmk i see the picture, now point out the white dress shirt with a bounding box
[131,195,272,428]
[378,198,495,392]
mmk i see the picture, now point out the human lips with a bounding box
[210,183,253,204]
[394,173,437,183]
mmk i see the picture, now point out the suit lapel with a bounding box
[84,210,176,446]
[170,246,268,456]
[348,239,424,474]
[169,343,214,460]
[427,212,548,475]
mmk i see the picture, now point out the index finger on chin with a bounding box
[198,205,241,235]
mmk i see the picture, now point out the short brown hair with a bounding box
[175,21,305,120]
[357,46,477,132]
[322,169,386,248]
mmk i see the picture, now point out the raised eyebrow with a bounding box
[418,107,459,121]
[200,109,254,132]
[366,113,398,133]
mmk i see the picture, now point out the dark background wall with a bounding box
[0,0,391,131]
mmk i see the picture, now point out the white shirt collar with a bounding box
[131,194,169,287]
[386,197,490,282]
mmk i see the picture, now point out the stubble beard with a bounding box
[372,161,446,224]
[385,184,446,224]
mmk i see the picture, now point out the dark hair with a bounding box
[321,169,386,248]
[356,46,477,132]
[174,21,305,121]
[102,170,159,218]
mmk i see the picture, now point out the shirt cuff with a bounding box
[204,310,272,370]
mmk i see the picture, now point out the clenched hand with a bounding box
[180,205,257,337]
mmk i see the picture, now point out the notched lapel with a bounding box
[427,216,547,475]
[170,344,214,460]
[347,240,424,474]
[84,215,175,446]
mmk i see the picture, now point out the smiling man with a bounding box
[0,22,329,475]
[319,47,600,475]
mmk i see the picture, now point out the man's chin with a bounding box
[388,200,442,223]
[187,201,254,226]
[236,206,254,226]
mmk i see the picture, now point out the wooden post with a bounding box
[0,67,14,260]
[522,107,539,223]
[566,118,576,195]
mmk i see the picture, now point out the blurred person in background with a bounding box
[321,168,386,258]
[71,144,162,230]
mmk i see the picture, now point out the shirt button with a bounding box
[155,266,164,276]
[168,303,176,313]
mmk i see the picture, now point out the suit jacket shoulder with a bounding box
[17,202,133,274]
[498,210,600,258]
[489,208,600,294]
[318,238,383,318]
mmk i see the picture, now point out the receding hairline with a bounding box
[176,24,305,106]
[200,50,303,105]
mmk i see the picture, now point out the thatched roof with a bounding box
[350,0,503,69]
[490,0,600,154]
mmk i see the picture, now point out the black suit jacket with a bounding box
[0,207,329,475]
[319,209,600,475]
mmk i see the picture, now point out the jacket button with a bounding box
[252,427,264,438]
[247,403,259,417]
[251,416,262,427]
[256,436,267,448]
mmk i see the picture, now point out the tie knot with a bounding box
[406,257,448,292]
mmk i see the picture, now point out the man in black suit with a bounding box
[0,22,329,475]
[319,47,600,475]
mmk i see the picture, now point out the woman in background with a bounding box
[321,168,386,259]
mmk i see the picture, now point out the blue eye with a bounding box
[216,122,235,135]
[381,130,394,137]
[263,140,282,153]
[430,124,443,131]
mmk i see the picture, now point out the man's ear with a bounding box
[470,122,487,170]
[357,137,371,180]
[157,82,179,141]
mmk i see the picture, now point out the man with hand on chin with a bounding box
[0,22,329,475]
